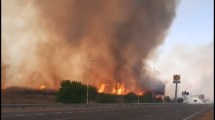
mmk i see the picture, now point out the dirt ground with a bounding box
[194,107,214,120]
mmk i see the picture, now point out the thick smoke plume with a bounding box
[2,0,178,94]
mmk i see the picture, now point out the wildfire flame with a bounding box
[39,85,46,89]
[112,82,125,95]
[137,91,144,96]
[98,84,106,93]
[97,82,145,95]
[97,82,126,95]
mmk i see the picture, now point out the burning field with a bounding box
[2,0,178,95]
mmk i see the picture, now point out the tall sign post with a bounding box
[173,74,181,103]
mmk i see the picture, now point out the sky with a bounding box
[165,0,213,48]
[149,0,214,101]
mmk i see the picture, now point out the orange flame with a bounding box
[112,82,125,95]
[137,91,144,96]
[98,84,106,93]
[97,82,145,95]
[39,85,46,89]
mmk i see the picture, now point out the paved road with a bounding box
[1,104,213,120]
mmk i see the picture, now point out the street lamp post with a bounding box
[86,59,94,104]
[125,75,128,94]
[152,67,155,103]
[137,79,140,104]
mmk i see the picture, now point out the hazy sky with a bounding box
[149,0,214,101]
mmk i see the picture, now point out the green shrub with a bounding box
[124,92,138,103]
[177,98,184,103]
[96,93,116,103]
[56,80,98,103]
[164,96,171,102]
[88,85,98,100]
[56,80,86,103]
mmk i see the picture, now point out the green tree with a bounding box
[56,80,87,103]
[177,98,184,103]
[88,85,98,100]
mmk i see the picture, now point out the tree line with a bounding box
[56,80,172,103]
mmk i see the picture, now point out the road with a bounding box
[1,104,213,120]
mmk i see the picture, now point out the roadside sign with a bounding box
[173,74,181,83]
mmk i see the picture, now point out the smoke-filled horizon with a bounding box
[150,42,214,100]
[2,0,178,94]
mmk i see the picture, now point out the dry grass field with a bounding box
[1,87,57,104]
